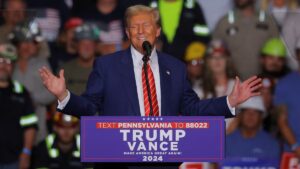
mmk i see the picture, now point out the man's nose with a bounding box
[137,25,144,34]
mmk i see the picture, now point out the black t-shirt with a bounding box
[73,3,126,43]
[0,81,37,163]
[73,2,124,23]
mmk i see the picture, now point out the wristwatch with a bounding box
[22,148,32,156]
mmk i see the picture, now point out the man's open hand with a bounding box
[228,76,262,107]
[39,67,68,101]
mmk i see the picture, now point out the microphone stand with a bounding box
[142,55,154,116]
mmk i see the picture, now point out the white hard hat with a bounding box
[238,96,267,118]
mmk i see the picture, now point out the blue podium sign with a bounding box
[81,116,225,162]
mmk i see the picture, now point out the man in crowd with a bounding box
[149,0,210,60]
[274,39,300,159]
[225,96,280,166]
[49,17,83,72]
[213,0,279,80]
[0,0,26,43]
[33,112,92,169]
[0,0,51,58]
[260,37,290,82]
[62,22,99,95]
[10,20,55,143]
[0,43,37,169]
[74,0,126,55]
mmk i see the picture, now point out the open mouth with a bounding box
[137,37,146,41]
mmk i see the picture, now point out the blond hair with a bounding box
[124,5,160,27]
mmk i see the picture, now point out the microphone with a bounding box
[142,41,154,116]
[142,41,152,57]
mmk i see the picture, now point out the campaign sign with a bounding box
[81,116,225,162]
[280,152,300,169]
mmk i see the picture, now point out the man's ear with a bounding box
[156,26,161,38]
[125,28,130,40]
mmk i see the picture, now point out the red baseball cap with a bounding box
[64,17,83,30]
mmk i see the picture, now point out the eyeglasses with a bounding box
[0,58,12,64]
[189,59,204,66]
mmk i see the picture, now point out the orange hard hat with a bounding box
[53,112,79,128]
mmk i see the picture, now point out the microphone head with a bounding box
[142,41,152,56]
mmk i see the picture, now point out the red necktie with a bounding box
[142,63,159,116]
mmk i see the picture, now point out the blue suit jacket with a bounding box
[60,48,233,118]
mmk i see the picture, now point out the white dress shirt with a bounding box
[131,46,161,116]
[58,46,235,116]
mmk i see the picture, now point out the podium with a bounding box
[81,116,225,163]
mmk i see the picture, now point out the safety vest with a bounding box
[12,80,23,94]
[45,134,80,159]
[150,0,195,9]
[227,10,266,24]
[149,0,209,36]
[12,80,39,127]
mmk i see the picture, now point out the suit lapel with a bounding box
[119,49,140,116]
[158,52,172,116]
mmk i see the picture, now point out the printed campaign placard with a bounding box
[81,116,225,162]
[280,152,300,169]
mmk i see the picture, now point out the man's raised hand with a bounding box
[39,67,68,101]
[228,76,262,107]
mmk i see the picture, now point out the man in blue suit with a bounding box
[39,4,261,169]
[40,5,261,118]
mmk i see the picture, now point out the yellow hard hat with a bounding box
[184,42,206,62]
[261,38,286,58]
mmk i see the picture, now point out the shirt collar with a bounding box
[131,45,158,68]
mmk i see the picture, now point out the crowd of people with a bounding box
[0,0,300,168]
